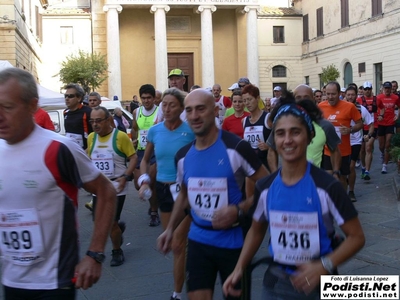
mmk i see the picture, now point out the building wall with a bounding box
[298,0,400,90]
[0,0,42,78]
[258,15,303,98]
[118,7,242,100]
[92,0,107,97]
[41,14,92,91]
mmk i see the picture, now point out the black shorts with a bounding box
[322,154,351,176]
[136,150,156,169]
[377,125,395,136]
[186,239,241,299]
[351,145,362,161]
[93,194,126,221]
[4,285,76,300]
[155,181,175,213]
[363,128,377,139]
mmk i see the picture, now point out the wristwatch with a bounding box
[86,250,106,264]
[236,205,244,222]
[120,174,131,181]
[321,256,334,274]
[332,170,341,177]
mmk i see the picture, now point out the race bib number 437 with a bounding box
[187,177,228,222]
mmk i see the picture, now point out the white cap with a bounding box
[363,81,372,89]
[228,82,239,91]
[274,86,282,91]
[340,87,346,92]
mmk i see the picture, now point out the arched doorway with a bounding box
[344,62,353,88]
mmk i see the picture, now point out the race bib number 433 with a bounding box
[187,178,228,222]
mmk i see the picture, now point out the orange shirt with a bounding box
[319,100,361,156]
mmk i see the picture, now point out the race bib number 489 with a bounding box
[0,209,44,266]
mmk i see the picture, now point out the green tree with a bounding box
[59,50,108,94]
[321,64,340,84]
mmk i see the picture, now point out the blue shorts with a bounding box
[135,150,156,169]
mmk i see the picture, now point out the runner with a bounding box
[223,103,365,300]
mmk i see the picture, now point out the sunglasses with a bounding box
[89,118,108,124]
[64,94,77,99]
[238,85,246,88]
[364,88,372,90]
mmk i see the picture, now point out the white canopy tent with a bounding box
[0,60,65,107]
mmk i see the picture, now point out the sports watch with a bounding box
[321,256,334,274]
[86,250,106,264]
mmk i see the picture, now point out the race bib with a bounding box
[92,152,114,176]
[66,132,83,147]
[244,125,264,149]
[169,183,181,202]
[0,209,45,266]
[269,210,320,265]
[187,177,228,222]
[334,126,341,139]
[139,130,148,148]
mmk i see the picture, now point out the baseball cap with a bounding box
[82,95,89,105]
[228,83,239,91]
[168,69,184,78]
[238,77,250,85]
[274,86,282,91]
[363,81,372,89]
[340,87,346,92]
[383,81,392,88]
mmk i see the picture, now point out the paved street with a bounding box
[1,144,400,299]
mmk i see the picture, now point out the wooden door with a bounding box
[168,53,193,92]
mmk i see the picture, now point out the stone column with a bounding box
[151,5,170,92]
[197,5,216,89]
[103,4,123,99]
[243,6,259,86]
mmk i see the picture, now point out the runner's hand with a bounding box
[223,268,243,298]
[157,229,173,255]
[212,205,238,229]
[74,256,102,290]
[290,260,328,295]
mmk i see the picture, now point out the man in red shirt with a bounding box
[357,81,377,180]
[212,84,232,126]
[34,107,55,131]
[377,81,400,173]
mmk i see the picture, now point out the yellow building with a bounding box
[2,0,400,99]
[0,0,45,79]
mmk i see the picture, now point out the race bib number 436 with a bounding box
[269,210,320,265]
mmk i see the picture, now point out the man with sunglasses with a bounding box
[87,106,137,267]
[64,83,93,149]
[357,82,378,180]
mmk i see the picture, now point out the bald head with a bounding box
[155,90,162,105]
[294,84,314,102]
[185,88,215,107]
[212,84,222,98]
[185,89,217,136]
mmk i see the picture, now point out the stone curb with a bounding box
[392,175,400,200]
